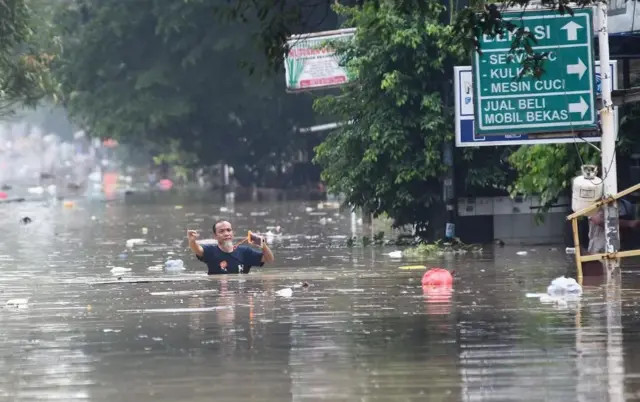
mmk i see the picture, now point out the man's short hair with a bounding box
[213,219,229,233]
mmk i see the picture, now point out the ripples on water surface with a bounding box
[0,195,639,401]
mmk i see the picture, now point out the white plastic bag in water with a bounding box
[165,259,185,272]
[5,298,29,308]
[125,238,146,248]
[547,276,582,297]
[275,288,293,297]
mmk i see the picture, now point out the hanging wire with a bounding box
[499,6,615,192]
[633,0,638,36]
[589,4,618,190]
[544,5,618,190]
[511,6,615,196]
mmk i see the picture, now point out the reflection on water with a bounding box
[0,196,637,401]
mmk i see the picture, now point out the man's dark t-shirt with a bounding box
[197,244,264,275]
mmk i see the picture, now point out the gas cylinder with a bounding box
[571,165,603,216]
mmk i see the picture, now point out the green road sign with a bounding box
[472,8,596,136]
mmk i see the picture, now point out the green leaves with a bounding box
[507,142,598,215]
[312,2,464,235]
[0,0,60,118]
[211,0,595,82]
[51,0,316,184]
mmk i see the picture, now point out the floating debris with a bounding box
[422,268,453,287]
[547,276,582,297]
[5,298,29,308]
[119,306,232,313]
[125,238,146,248]
[165,259,185,272]
[275,288,293,297]
[150,289,219,296]
[110,267,132,274]
[398,265,427,270]
[526,276,582,308]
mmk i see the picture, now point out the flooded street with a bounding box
[1,194,639,401]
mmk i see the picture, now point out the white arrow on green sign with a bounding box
[472,8,597,136]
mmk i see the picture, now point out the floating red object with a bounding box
[158,179,173,191]
[422,269,453,316]
[421,268,453,287]
[0,192,7,199]
[102,138,119,148]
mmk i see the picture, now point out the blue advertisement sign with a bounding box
[455,61,618,147]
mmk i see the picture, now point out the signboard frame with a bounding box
[284,28,356,93]
[455,60,618,147]
[471,8,597,136]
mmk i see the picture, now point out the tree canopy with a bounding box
[26,0,637,232]
[221,0,594,76]
[308,0,639,234]
[508,107,640,212]
[0,0,58,118]
[311,2,512,237]
[51,0,320,185]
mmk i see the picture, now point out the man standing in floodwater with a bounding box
[187,220,275,275]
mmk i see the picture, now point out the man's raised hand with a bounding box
[187,230,199,242]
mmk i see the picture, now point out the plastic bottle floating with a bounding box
[421,268,453,287]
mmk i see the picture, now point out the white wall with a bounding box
[458,196,570,245]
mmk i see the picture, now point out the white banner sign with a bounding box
[284,28,356,92]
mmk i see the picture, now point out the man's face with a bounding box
[214,221,233,243]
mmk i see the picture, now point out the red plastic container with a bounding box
[421,268,453,287]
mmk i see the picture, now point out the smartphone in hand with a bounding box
[248,231,264,247]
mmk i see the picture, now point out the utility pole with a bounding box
[596,8,625,400]
[443,142,455,239]
[442,80,455,240]
[596,2,620,279]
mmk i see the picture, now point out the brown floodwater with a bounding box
[0,193,639,401]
